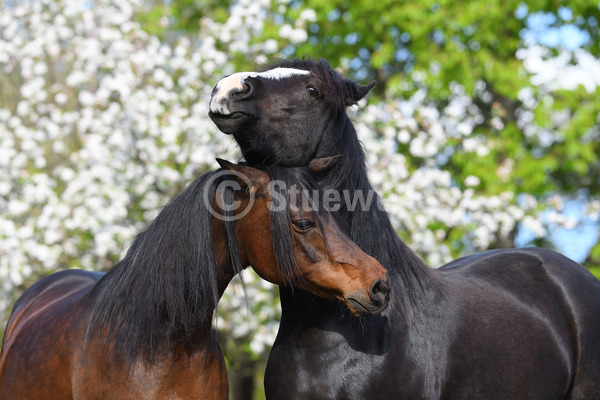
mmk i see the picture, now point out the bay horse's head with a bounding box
[214,157,389,316]
[209,58,375,167]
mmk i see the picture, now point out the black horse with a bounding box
[209,58,600,399]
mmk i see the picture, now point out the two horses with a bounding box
[0,160,389,398]
[3,56,599,399]
[209,58,600,399]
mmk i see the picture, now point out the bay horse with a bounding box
[209,58,600,399]
[0,158,389,399]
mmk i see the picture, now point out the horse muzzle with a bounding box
[208,111,253,134]
[345,279,390,317]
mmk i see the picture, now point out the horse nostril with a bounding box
[370,280,390,306]
[234,80,254,99]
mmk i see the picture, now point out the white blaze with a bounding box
[210,68,311,115]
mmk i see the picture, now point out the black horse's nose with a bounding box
[233,79,254,100]
[370,279,390,307]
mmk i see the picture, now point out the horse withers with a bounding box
[0,159,389,399]
[209,58,600,399]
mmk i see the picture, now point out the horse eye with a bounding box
[306,86,321,98]
[292,219,315,231]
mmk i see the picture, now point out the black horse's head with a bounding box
[208,58,375,167]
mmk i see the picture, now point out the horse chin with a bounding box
[345,296,389,317]
[208,111,252,134]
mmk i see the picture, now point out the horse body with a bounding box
[266,248,600,399]
[1,161,388,399]
[1,270,227,400]
[209,58,600,399]
[0,260,230,400]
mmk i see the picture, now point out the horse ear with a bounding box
[216,158,269,191]
[216,158,236,171]
[345,81,376,106]
[308,155,341,173]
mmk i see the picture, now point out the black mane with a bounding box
[266,58,433,301]
[86,172,227,362]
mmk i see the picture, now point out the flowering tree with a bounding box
[0,0,240,340]
[0,2,289,396]
[1,0,597,399]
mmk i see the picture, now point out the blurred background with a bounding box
[1,0,599,398]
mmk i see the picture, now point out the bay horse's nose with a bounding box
[370,279,390,307]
